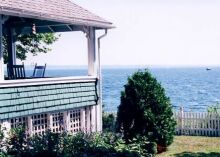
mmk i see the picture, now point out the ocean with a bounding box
[27,67,220,112]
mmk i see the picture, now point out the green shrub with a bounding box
[1,129,156,157]
[6,126,31,157]
[116,69,176,147]
[29,130,61,157]
[103,113,116,132]
[0,125,6,157]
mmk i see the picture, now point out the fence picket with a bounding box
[174,109,220,137]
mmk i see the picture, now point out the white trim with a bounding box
[0,76,97,87]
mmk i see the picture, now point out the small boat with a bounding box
[206,68,211,71]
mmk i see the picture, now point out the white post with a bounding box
[180,106,184,135]
[87,27,97,76]
[86,106,91,133]
[48,113,53,131]
[27,116,32,136]
[0,15,4,81]
[63,111,69,132]
[11,28,16,65]
[96,104,101,132]
[80,108,85,132]
[91,105,96,132]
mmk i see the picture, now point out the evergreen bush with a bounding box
[116,69,176,147]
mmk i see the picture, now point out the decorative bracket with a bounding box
[82,26,90,39]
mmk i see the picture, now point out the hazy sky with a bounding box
[24,0,220,66]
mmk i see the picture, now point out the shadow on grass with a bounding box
[174,152,220,157]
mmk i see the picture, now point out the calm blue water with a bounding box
[27,67,220,112]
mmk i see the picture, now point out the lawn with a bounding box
[156,136,220,157]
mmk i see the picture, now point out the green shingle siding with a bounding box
[0,81,98,119]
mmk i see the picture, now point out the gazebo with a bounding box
[0,0,113,135]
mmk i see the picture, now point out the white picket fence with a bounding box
[174,108,220,136]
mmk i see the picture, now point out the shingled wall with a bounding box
[0,81,98,119]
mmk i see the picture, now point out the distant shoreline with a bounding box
[21,65,220,70]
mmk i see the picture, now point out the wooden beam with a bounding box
[48,26,55,32]
[8,19,61,28]
[66,25,73,31]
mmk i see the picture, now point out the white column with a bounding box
[87,27,97,76]
[0,15,4,81]
[48,113,53,131]
[90,105,96,132]
[63,111,69,132]
[27,116,33,136]
[11,28,16,65]
[96,104,101,132]
[80,108,85,132]
[86,106,91,133]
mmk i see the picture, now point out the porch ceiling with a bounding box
[3,16,84,34]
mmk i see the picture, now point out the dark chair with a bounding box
[32,63,46,78]
[7,63,26,79]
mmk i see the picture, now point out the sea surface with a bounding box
[27,67,220,112]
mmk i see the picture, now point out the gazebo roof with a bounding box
[0,0,113,29]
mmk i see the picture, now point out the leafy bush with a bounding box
[0,127,156,157]
[116,69,176,147]
[0,125,7,157]
[6,127,30,157]
[29,130,62,157]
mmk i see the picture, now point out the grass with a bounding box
[156,136,220,157]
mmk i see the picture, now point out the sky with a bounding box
[24,0,220,66]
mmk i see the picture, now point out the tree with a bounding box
[116,69,176,148]
[208,102,220,114]
[3,33,59,64]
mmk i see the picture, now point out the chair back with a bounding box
[32,63,46,78]
[7,63,26,79]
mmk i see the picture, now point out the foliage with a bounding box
[29,130,62,157]
[207,102,220,114]
[3,33,59,63]
[103,113,116,132]
[116,69,176,147]
[6,127,30,157]
[0,127,157,157]
[0,125,7,157]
